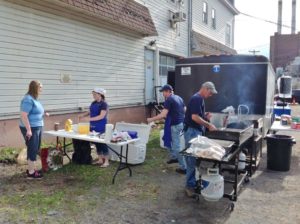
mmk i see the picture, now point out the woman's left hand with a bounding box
[45,112,50,117]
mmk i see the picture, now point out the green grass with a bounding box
[0,147,22,163]
[0,129,166,223]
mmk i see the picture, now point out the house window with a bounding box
[202,2,208,24]
[225,24,232,46]
[159,54,176,86]
[212,8,216,29]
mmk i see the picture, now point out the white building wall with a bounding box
[142,0,189,56]
[192,0,235,48]
[0,0,189,117]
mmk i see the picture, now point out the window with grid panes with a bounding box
[212,8,216,29]
[203,2,208,24]
[225,24,232,46]
[159,55,176,86]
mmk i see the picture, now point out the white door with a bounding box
[145,50,155,104]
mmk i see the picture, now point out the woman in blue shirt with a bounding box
[20,80,48,179]
[79,88,109,168]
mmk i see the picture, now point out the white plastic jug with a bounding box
[105,124,114,143]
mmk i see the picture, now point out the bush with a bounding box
[0,147,22,164]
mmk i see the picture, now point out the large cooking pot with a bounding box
[226,121,251,129]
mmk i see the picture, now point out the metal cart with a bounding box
[181,138,250,211]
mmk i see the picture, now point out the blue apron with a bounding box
[163,114,172,149]
[89,101,107,133]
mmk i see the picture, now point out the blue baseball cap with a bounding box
[159,84,173,92]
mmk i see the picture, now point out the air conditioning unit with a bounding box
[172,12,187,22]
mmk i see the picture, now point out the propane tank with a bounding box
[201,168,224,201]
[238,152,246,170]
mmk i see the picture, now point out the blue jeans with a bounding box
[95,143,109,156]
[184,127,202,188]
[20,126,43,161]
[171,123,186,170]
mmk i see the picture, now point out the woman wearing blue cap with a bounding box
[79,88,109,167]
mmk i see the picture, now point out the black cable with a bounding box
[239,12,292,29]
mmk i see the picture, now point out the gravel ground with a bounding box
[1,107,300,224]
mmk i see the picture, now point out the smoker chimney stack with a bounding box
[277,0,283,34]
[291,0,296,34]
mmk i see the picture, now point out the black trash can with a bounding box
[266,134,296,171]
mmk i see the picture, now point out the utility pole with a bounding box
[249,49,260,55]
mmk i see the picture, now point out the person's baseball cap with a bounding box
[159,84,173,92]
[92,88,106,96]
[202,82,218,94]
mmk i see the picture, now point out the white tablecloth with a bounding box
[44,130,139,146]
[270,121,300,133]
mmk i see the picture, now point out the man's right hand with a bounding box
[208,123,217,131]
[146,118,152,124]
[26,129,32,140]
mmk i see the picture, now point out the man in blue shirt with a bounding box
[184,82,218,197]
[147,84,186,174]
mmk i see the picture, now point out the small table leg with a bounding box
[63,138,71,161]
[112,144,132,184]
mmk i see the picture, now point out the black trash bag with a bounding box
[72,139,92,164]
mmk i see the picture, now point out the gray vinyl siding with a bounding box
[192,0,235,48]
[0,0,189,117]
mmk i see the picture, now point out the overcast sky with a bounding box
[234,0,300,57]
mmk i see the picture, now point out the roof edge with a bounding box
[48,0,158,37]
[219,0,239,15]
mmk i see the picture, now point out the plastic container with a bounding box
[105,124,114,143]
[78,123,90,135]
[65,119,73,132]
[266,134,296,171]
[109,122,151,164]
[160,130,167,149]
[160,129,185,150]
[273,105,291,116]
[201,168,224,201]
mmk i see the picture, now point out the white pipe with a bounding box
[187,0,193,56]
[154,47,160,104]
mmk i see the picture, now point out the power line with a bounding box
[237,43,269,52]
[239,12,292,29]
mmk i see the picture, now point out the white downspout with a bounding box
[154,47,160,104]
[188,0,193,56]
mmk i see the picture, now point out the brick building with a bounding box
[270,32,300,71]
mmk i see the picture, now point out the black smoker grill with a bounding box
[170,55,275,175]
[176,55,275,209]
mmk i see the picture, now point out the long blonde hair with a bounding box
[27,80,42,99]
